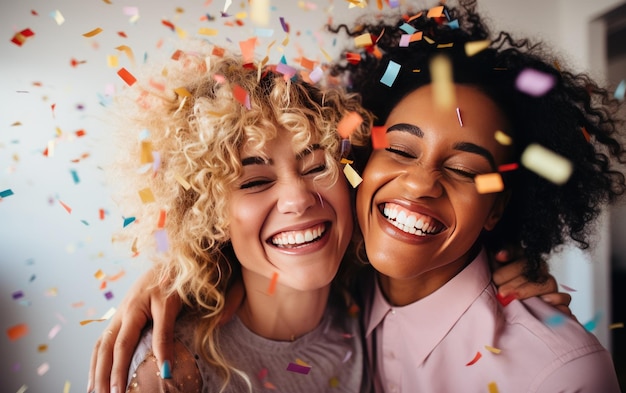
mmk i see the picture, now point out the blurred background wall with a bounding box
[1,1,624,392]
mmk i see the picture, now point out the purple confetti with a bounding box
[286,362,311,374]
[515,68,556,97]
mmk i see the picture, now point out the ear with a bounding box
[483,190,510,231]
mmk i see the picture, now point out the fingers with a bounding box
[540,292,572,308]
[492,259,526,287]
[90,320,121,393]
[150,293,182,373]
[108,313,147,392]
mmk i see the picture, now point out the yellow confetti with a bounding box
[609,322,624,329]
[423,36,435,44]
[175,26,187,39]
[83,27,103,37]
[138,187,155,203]
[484,344,502,354]
[488,381,499,393]
[174,173,191,190]
[354,33,373,48]
[521,143,573,185]
[107,55,119,68]
[320,46,332,62]
[436,42,453,49]
[475,173,504,194]
[329,377,340,388]
[494,130,513,145]
[250,0,270,26]
[115,45,135,65]
[63,381,71,393]
[295,358,310,367]
[429,54,455,111]
[198,27,219,36]
[140,141,154,163]
[343,164,363,188]
[174,87,192,97]
[94,269,106,280]
[465,40,491,57]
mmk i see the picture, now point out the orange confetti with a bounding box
[99,208,106,220]
[337,112,363,139]
[117,31,127,38]
[488,381,499,393]
[82,27,103,37]
[157,209,166,228]
[75,129,86,137]
[161,19,175,31]
[79,319,105,326]
[300,57,315,70]
[427,5,444,18]
[239,37,257,63]
[59,200,72,214]
[267,272,279,295]
[7,323,29,341]
[117,67,137,86]
[475,173,504,194]
[371,126,390,149]
[465,351,482,366]
[232,84,249,108]
[107,269,126,282]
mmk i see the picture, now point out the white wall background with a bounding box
[1,1,623,392]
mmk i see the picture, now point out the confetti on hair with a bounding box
[337,111,363,139]
[287,362,311,374]
[117,67,137,86]
[614,80,625,101]
[51,10,65,25]
[138,188,155,203]
[276,62,297,79]
[484,345,501,354]
[0,189,14,198]
[268,272,279,295]
[11,28,35,46]
[343,164,363,187]
[123,216,136,227]
[82,27,103,37]
[380,60,401,87]
[465,40,490,57]
[155,229,169,252]
[430,54,455,110]
[494,130,512,145]
[520,143,572,185]
[7,323,29,341]
[488,381,499,393]
[609,322,624,329]
[354,33,373,48]
[515,68,556,97]
[475,173,504,194]
[371,126,390,149]
[232,84,251,109]
[465,351,482,366]
[496,292,516,306]
[427,5,444,18]
[157,209,166,229]
[174,173,191,190]
[140,141,154,164]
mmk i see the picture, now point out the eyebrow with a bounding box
[386,123,497,170]
[241,143,322,166]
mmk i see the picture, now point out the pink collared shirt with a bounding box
[365,249,620,393]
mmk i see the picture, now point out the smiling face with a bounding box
[228,129,353,292]
[356,84,512,302]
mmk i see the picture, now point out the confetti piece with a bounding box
[381,60,401,87]
[371,126,390,149]
[329,377,340,388]
[354,33,373,48]
[276,63,297,79]
[475,173,504,194]
[484,345,501,354]
[63,381,71,393]
[239,37,257,63]
[157,209,166,228]
[515,68,556,97]
[488,381,499,393]
[7,323,29,341]
[117,67,137,86]
[10,28,35,46]
[343,164,363,187]
[70,169,80,184]
[138,188,155,203]
[494,130,512,145]
[37,362,50,376]
[250,0,270,26]
[104,291,114,300]
[465,351,482,366]
[544,313,566,326]
[430,55,455,110]
[498,163,518,172]
[123,216,136,227]
[115,45,135,65]
[0,189,14,198]
[174,174,191,190]
[83,27,103,37]
[456,107,463,127]
[496,292,516,306]
[559,283,577,292]
[94,269,106,280]
[614,79,625,101]
[286,362,311,374]
[337,112,363,139]
[12,291,24,300]
[465,40,490,57]
[233,84,251,109]
[609,322,624,329]
[59,200,72,214]
[520,143,572,185]
[38,344,48,353]
[155,229,169,252]
[268,272,279,295]
[198,27,219,36]
[427,5,444,18]
[51,10,65,25]
[16,385,27,393]
[583,313,601,332]
[279,17,289,33]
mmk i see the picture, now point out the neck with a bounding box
[237,268,331,341]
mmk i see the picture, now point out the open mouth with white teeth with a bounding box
[380,203,446,236]
[269,223,328,248]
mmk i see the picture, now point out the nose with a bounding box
[400,164,444,199]
[276,179,317,215]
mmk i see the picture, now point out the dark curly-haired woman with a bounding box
[330,0,624,391]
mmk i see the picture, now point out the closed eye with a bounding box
[240,179,273,189]
[446,167,477,179]
[385,147,416,159]
[303,164,326,176]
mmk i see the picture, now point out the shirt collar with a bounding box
[365,248,492,362]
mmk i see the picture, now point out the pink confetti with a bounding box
[515,68,556,97]
[286,362,311,374]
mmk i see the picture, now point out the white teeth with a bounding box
[382,204,441,236]
[271,224,326,247]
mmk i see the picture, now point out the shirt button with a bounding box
[391,309,396,315]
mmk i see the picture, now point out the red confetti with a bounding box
[99,208,106,220]
[267,272,278,295]
[59,200,72,214]
[496,292,516,306]
[117,67,137,86]
[161,19,175,31]
[11,28,35,46]
[117,31,128,38]
[498,163,519,172]
[465,351,482,366]
[7,323,29,341]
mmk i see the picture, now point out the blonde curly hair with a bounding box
[105,41,371,389]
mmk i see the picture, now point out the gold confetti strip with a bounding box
[83,27,103,37]
[465,40,490,57]
[484,345,502,354]
[609,322,624,329]
[429,54,455,111]
[494,130,513,145]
